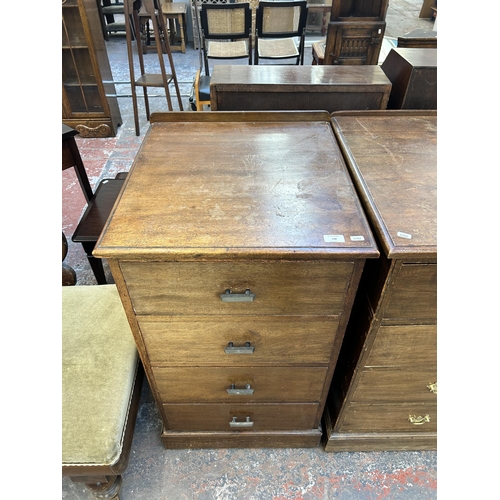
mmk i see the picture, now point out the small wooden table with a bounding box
[162,2,188,53]
[210,65,392,112]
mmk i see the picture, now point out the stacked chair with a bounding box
[192,0,308,110]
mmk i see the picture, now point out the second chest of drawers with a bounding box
[323,111,437,452]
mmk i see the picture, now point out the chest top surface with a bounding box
[331,111,437,259]
[95,112,378,261]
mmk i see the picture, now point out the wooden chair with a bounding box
[72,173,128,285]
[254,1,309,65]
[97,1,126,40]
[193,68,211,111]
[62,284,144,500]
[200,2,253,77]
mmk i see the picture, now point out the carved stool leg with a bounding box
[86,475,122,500]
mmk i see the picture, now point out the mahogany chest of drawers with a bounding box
[95,111,378,449]
[323,111,437,451]
[209,65,392,113]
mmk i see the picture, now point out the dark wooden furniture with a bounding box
[397,29,437,48]
[330,0,388,20]
[94,111,379,449]
[62,0,122,137]
[381,48,437,109]
[210,65,391,112]
[72,175,127,284]
[323,110,437,452]
[323,0,388,65]
[323,20,386,65]
[62,284,144,499]
[62,124,93,203]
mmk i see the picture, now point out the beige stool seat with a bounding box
[62,285,143,500]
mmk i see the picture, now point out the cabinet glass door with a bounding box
[62,0,104,115]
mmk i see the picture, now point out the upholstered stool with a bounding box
[62,285,143,500]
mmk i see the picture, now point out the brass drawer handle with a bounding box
[227,383,254,395]
[220,289,255,302]
[224,342,255,354]
[427,382,437,394]
[230,416,254,428]
[408,414,430,425]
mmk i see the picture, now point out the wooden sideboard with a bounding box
[323,110,437,452]
[94,111,378,449]
[210,65,392,112]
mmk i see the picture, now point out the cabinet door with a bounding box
[324,21,386,65]
[62,0,104,115]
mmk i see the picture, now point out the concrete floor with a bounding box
[62,2,438,498]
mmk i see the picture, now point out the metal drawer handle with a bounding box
[229,416,254,428]
[227,383,254,395]
[220,289,255,302]
[224,342,255,354]
[408,415,430,425]
[427,382,437,394]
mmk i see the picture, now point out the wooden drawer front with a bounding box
[339,403,437,433]
[121,261,353,316]
[350,369,437,403]
[383,264,437,322]
[365,324,437,368]
[139,316,339,366]
[163,403,319,431]
[153,366,328,403]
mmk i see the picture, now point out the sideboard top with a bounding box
[95,112,379,261]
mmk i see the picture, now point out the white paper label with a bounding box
[350,235,365,241]
[324,235,345,243]
[397,231,412,239]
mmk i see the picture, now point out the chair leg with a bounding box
[81,242,107,285]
